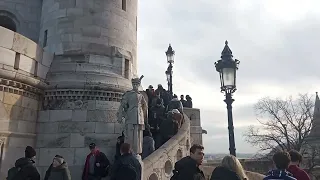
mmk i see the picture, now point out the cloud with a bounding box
[138,0,320,153]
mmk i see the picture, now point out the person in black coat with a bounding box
[110,143,142,180]
[171,144,205,180]
[12,146,40,180]
[82,143,110,180]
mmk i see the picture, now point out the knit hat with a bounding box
[25,146,36,158]
[53,155,64,165]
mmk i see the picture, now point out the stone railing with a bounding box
[200,165,265,180]
[184,108,203,145]
[143,114,191,180]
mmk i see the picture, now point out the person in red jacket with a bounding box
[287,150,310,180]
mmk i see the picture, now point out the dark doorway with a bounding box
[0,16,16,32]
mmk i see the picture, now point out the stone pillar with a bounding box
[184,108,204,145]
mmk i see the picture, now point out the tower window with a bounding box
[14,52,20,70]
[124,59,130,79]
[43,30,48,47]
[0,15,16,32]
[122,0,127,11]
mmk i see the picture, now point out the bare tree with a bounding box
[244,93,314,153]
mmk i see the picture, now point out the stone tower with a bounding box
[35,0,138,178]
[307,92,320,144]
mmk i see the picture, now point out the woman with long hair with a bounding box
[210,155,248,180]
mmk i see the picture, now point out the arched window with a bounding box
[0,15,16,31]
[0,10,19,32]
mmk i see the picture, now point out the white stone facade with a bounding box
[0,1,206,180]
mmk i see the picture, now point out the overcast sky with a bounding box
[137,0,320,154]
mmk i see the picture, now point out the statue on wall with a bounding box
[117,75,148,155]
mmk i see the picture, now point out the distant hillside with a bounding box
[204,153,256,160]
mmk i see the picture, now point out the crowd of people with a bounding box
[143,84,193,154]
[6,83,311,180]
[7,143,140,180]
[6,142,311,180]
[171,146,311,180]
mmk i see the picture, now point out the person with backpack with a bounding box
[44,155,71,180]
[82,143,110,180]
[7,146,40,180]
[110,143,142,180]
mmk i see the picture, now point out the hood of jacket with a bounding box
[51,162,68,171]
[266,169,294,179]
[15,157,34,168]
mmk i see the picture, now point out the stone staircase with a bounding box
[142,110,266,180]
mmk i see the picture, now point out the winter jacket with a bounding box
[44,162,71,180]
[264,169,297,180]
[210,166,241,180]
[185,99,193,108]
[82,151,110,180]
[142,136,155,159]
[159,118,179,140]
[149,105,166,129]
[110,153,142,180]
[287,165,310,180]
[180,99,187,107]
[171,156,205,180]
[12,157,40,180]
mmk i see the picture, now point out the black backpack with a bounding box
[7,167,20,180]
[116,163,137,180]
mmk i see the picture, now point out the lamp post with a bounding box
[215,40,240,157]
[165,44,175,94]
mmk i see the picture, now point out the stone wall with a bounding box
[184,108,203,145]
[36,100,123,179]
[0,27,53,179]
[143,114,191,180]
[0,0,42,42]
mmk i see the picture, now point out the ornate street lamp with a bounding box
[215,40,240,156]
[165,44,175,94]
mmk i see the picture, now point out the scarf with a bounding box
[83,149,100,179]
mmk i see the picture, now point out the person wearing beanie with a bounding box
[44,155,71,180]
[25,146,37,159]
[9,146,40,180]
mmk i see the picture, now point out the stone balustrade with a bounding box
[143,114,191,180]
[184,108,203,145]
